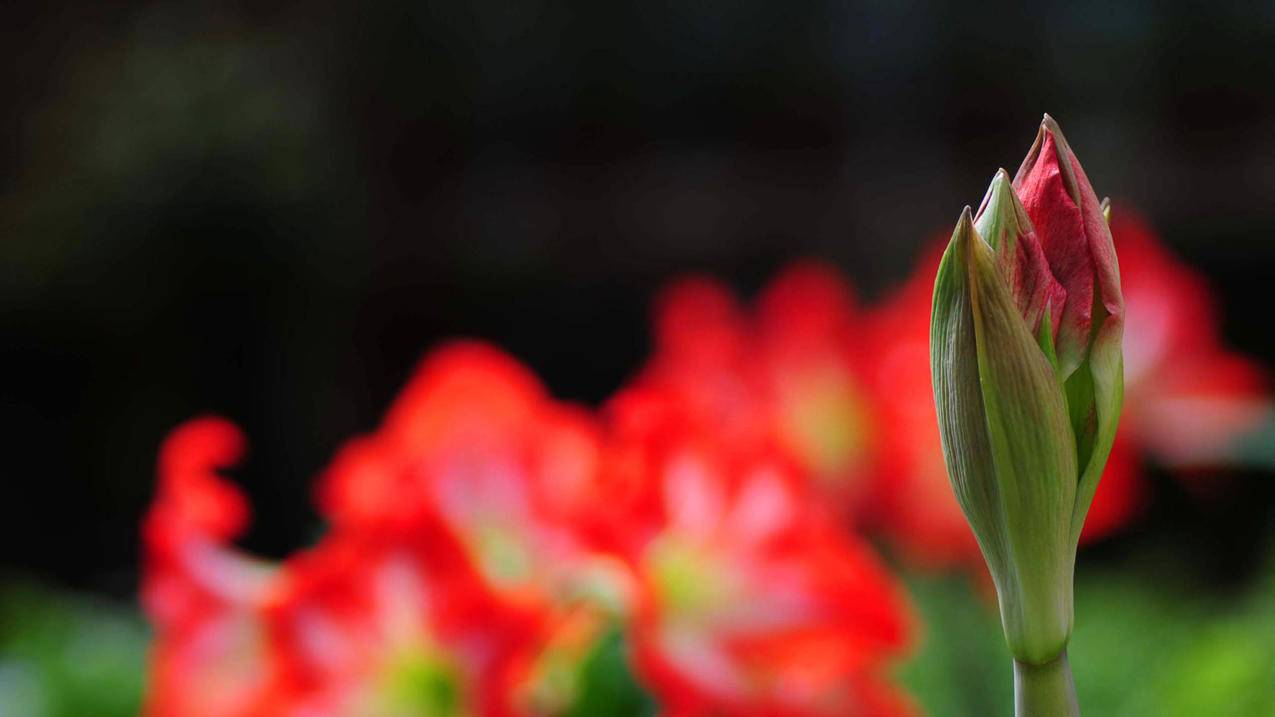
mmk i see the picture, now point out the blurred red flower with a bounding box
[315,341,635,713]
[260,535,535,716]
[142,417,546,717]
[143,343,631,716]
[317,342,625,614]
[142,417,277,717]
[599,384,914,717]
[1111,209,1268,473]
[632,264,881,521]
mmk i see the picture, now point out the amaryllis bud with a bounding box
[931,116,1124,716]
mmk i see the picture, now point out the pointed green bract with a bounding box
[1068,295,1124,547]
[932,208,1078,663]
[932,209,1013,595]
[1068,201,1125,547]
[965,224,1077,663]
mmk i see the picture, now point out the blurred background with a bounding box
[3,1,1275,715]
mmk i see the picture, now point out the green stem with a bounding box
[1014,650,1080,717]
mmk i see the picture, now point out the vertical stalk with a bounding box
[1013,649,1080,717]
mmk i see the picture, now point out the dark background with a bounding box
[3,1,1274,598]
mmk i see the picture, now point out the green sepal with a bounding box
[932,208,1079,664]
[1067,200,1125,546]
[964,214,1079,663]
[932,209,1013,585]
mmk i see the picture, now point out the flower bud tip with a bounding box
[954,205,976,242]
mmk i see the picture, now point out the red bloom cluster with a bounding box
[142,208,1265,716]
[144,343,912,717]
[630,266,881,517]
[143,348,574,717]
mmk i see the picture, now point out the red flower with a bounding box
[1111,208,1268,471]
[143,343,625,716]
[317,342,620,614]
[315,341,635,713]
[142,417,277,717]
[600,384,914,717]
[632,264,881,519]
[260,535,534,716]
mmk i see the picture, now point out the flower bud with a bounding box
[931,116,1124,666]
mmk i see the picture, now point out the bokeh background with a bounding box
[3,1,1275,715]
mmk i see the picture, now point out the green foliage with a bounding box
[902,560,1275,717]
[567,627,658,717]
[897,573,1013,716]
[0,583,147,717]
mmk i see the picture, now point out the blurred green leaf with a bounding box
[0,582,147,717]
[901,555,1275,717]
[898,572,1011,717]
[567,627,658,717]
